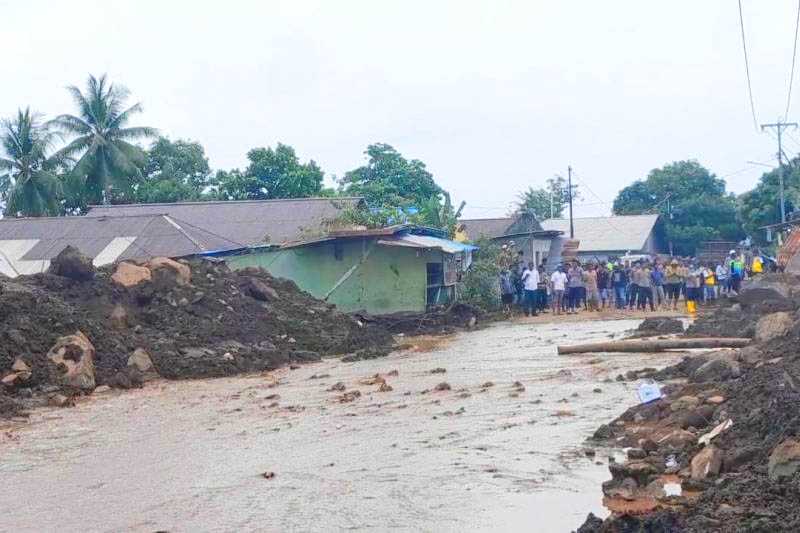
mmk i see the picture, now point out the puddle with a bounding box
[0,318,686,532]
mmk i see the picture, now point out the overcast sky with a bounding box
[3,0,800,218]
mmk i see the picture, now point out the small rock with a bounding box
[481,381,494,388]
[109,304,129,329]
[378,383,393,392]
[222,352,235,361]
[430,368,447,374]
[755,312,794,342]
[261,471,276,479]
[434,382,451,391]
[387,369,399,377]
[111,262,151,287]
[670,395,701,412]
[627,448,647,460]
[328,382,346,392]
[593,388,602,393]
[640,438,658,453]
[11,358,30,373]
[768,438,800,480]
[48,393,74,408]
[584,448,596,457]
[691,445,723,480]
[94,385,112,394]
[706,395,725,405]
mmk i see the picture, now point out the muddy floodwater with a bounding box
[1,319,685,532]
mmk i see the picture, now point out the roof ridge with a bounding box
[87,197,364,209]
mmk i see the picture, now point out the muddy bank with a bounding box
[0,252,392,416]
[578,277,800,532]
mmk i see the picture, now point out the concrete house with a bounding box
[457,212,562,268]
[86,198,475,315]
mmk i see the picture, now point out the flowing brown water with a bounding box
[1,319,684,532]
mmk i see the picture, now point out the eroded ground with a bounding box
[1,319,686,532]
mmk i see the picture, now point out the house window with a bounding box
[334,243,344,261]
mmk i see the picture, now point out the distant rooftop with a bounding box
[540,214,660,252]
[86,197,365,246]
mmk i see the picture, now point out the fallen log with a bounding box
[557,337,751,355]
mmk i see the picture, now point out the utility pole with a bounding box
[567,165,574,238]
[761,120,798,223]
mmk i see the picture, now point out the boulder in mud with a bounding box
[658,429,696,451]
[111,262,152,288]
[691,445,722,479]
[670,395,701,412]
[47,245,95,281]
[127,348,158,380]
[690,358,741,383]
[768,438,800,480]
[754,312,794,343]
[246,278,279,301]
[636,317,684,335]
[46,331,96,390]
[147,257,191,286]
[738,286,795,313]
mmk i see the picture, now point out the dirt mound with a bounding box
[635,317,684,336]
[367,302,482,335]
[0,259,392,415]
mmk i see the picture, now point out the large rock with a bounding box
[48,245,95,281]
[755,312,794,343]
[147,257,191,286]
[768,438,800,480]
[127,348,158,380]
[690,358,741,383]
[691,445,723,479]
[246,278,279,301]
[46,331,96,390]
[111,262,152,288]
[657,429,696,451]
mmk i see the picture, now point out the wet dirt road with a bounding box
[1,319,686,532]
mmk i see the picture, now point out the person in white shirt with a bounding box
[521,262,540,317]
[550,265,568,315]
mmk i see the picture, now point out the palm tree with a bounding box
[0,108,63,217]
[50,74,156,205]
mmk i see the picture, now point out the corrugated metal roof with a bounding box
[0,214,244,277]
[458,217,514,239]
[540,215,660,253]
[377,234,478,254]
[86,197,364,246]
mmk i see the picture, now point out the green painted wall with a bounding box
[226,238,444,314]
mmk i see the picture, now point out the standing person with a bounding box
[715,262,728,297]
[585,264,600,311]
[703,263,716,302]
[752,251,764,277]
[652,263,666,310]
[611,263,628,309]
[664,259,683,310]
[728,251,744,295]
[550,265,568,315]
[637,262,655,311]
[536,265,548,313]
[597,261,611,309]
[511,252,525,308]
[521,262,540,317]
[567,261,584,314]
[628,263,642,310]
[685,263,703,312]
[499,269,515,316]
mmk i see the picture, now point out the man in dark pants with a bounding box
[521,262,539,317]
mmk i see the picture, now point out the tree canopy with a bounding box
[215,143,323,200]
[612,160,742,255]
[135,137,211,203]
[516,176,574,220]
[50,74,156,208]
[737,159,800,243]
[339,143,442,207]
[0,108,63,217]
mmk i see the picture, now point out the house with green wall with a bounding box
[85,197,476,315]
[224,227,476,314]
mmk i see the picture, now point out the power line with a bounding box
[786,0,800,120]
[738,0,759,130]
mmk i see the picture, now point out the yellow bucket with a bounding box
[687,300,696,314]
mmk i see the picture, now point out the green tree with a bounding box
[215,143,323,200]
[0,108,63,217]
[612,160,742,255]
[738,159,800,242]
[339,143,443,207]
[135,137,211,203]
[50,74,156,207]
[516,176,575,220]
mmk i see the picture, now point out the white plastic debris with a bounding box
[698,418,733,446]
[637,380,663,404]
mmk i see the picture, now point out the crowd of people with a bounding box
[498,247,773,317]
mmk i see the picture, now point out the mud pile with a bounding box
[365,302,481,335]
[634,317,685,336]
[0,254,392,415]
[579,279,800,532]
